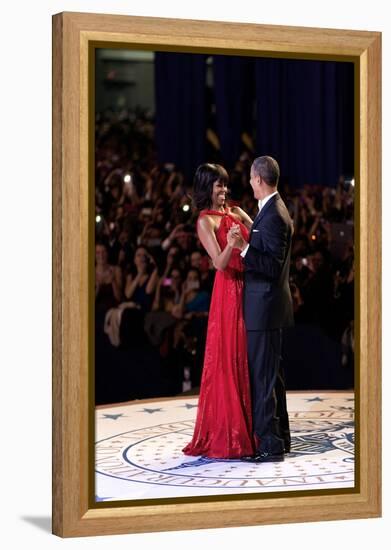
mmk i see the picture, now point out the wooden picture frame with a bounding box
[52,11,381,537]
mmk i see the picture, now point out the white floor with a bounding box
[95,391,355,502]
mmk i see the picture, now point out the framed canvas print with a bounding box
[52,12,381,537]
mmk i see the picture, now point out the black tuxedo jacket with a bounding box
[242,193,294,331]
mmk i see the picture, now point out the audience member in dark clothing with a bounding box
[124,246,159,313]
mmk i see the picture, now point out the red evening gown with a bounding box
[182,208,255,458]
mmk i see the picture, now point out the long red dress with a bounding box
[182,208,255,459]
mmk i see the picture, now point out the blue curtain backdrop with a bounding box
[154,52,207,181]
[154,53,353,187]
[255,58,354,187]
[212,55,255,169]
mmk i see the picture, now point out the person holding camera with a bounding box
[152,267,183,314]
[170,268,210,321]
[95,241,123,315]
[124,246,159,313]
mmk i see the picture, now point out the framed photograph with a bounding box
[52,12,381,537]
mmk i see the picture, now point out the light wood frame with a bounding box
[52,12,381,537]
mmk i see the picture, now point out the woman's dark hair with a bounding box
[192,163,229,210]
[95,240,109,251]
[186,266,201,282]
[126,245,154,277]
[170,266,183,278]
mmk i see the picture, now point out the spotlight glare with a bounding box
[182,204,190,212]
[96,215,102,223]
[124,174,131,183]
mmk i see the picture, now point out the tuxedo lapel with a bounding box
[252,208,262,227]
[252,193,280,229]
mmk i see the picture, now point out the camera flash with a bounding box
[183,204,190,212]
[96,215,101,223]
[124,174,131,183]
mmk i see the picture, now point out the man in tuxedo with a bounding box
[230,156,294,462]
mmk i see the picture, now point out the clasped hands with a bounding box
[227,224,246,251]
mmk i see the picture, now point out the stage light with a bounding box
[123,174,131,183]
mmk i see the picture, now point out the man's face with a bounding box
[249,167,260,199]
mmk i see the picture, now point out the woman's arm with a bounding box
[152,278,162,311]
[124,272,141,300]
[112,266,123,302]
[197,216,238,272]
[161,223,185,251]
[230,206,253,230]
[171,284,187,319]
[308,212,321,237]
[146,266,159,295]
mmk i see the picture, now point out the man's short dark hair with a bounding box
[252,156,280,187]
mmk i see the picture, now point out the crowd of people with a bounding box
[95,109,355,404]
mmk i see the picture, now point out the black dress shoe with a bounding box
[241,454,258,462]
[241,451,284,463]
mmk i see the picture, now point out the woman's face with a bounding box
[134,247,149,269]
[95,244,108,265]
[119,230,129,246]
[211,179,228,208]
[110,184,121,199]
[186,270,200,290]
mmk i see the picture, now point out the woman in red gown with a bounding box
[182,163,256,459]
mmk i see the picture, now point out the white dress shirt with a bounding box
[240,191,278,258]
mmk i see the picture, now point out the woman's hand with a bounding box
[96,266,114,285]
[227,224,246,250]
[146,253,158,271]
[181,281,190,296]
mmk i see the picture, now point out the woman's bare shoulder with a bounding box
[197,213,217,229]
[228,205,250,219]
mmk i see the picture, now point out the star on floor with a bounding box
[139,408,163,414]
[305,397,327,402]
[178,403,198,409]
[102,413,124,420]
